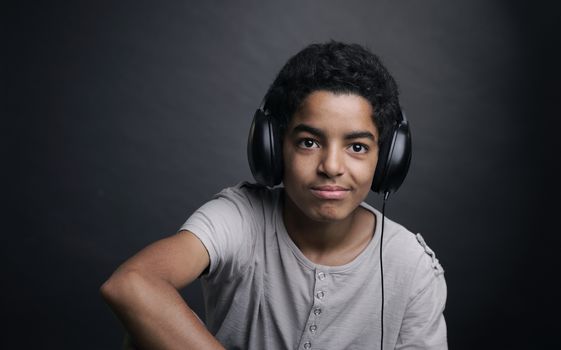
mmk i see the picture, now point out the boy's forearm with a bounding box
[100,269,224,350]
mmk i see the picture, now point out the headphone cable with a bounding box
[380,191,389,350]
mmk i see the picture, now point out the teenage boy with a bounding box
[101,41,447,350]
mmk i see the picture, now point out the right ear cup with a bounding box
[247,109,283,187]
[371,112,412,194]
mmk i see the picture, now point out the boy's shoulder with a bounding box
[214,181,281,210]
[362,204,444,279]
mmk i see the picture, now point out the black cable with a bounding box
[380,191,389,350]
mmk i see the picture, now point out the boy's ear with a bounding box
[247,108,284,187]
[371,111,412,194]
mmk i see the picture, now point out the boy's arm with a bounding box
[100,231,224,350]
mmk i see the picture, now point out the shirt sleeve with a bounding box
[396,235,448,350]
[178,184,259,278]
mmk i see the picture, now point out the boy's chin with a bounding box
[284,190,360,223]
[307,204,357,223]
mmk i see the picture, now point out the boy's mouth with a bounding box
[309,185,350,199]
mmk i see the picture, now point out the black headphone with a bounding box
[247,99,412,195]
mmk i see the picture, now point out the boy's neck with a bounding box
[282,193,376,266]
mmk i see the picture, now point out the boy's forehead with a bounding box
[287,91,378,136]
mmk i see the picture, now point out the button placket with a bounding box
[300,269,330,350]
[311,269,329,333]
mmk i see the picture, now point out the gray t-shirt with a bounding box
[180,182,447,350]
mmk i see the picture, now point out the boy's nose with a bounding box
[317,148,344,178]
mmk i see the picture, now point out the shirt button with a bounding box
[309,324,317,333]
[314,307,322,315]
[316,290,325,299]
[304,342,312,349]
[317,272,326,280]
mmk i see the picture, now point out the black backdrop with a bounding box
[4,1,560,349]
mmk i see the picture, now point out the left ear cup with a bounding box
[247,109,283,187]
[371,112,412,194]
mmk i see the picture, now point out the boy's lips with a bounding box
[310,185,351,199]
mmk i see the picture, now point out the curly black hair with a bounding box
[263,41,401,144]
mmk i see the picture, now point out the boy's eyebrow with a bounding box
[344,130,376,142]
[291,123,376,142]
[291,124,325,138]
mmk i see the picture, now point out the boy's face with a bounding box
[282,90,379,222]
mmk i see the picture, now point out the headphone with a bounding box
[247,98,412,195]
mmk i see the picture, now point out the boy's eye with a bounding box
[349,143,368,154]
[298,139,319,149]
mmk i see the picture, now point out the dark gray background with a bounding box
[4,1,560,349]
